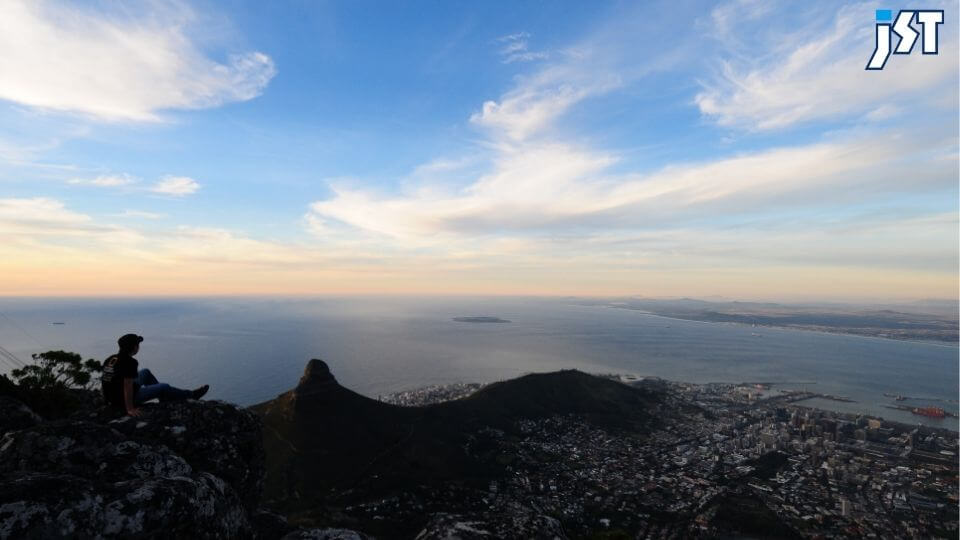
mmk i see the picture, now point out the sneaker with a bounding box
[191,385,210,399]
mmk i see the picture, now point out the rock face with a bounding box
[415,513,568,539]
[1,471,249,539]
[0,396,42,433]
[283,529,371,540]
[100,400,265,510]
[0,397,264,539]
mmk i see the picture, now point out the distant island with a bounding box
[452,316,511,323]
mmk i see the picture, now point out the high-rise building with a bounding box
[760,430,777,448]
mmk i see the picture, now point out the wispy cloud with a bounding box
[66,173,202,197]
[496,32,548,64]
[695,1,958,130]
[308,126,956,242]
[0,0,276,122]
[0,197,401,295]
[470,81,615,142]
[114,210,166,220]
[150,176,201,197]
[68,174,137,187]
[300,1,957,299]
[0,197,91,229]
[0,198,299,267]
[469,53,621,142]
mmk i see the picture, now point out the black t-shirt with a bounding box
[101,353,138,410]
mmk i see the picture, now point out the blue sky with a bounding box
[0,0,957,299]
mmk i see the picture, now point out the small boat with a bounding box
[51,322,65,325]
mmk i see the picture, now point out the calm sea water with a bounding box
[0,297,956,430]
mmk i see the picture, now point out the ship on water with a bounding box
[912,406,946,419]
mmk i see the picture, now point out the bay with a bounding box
[0,296,955,430]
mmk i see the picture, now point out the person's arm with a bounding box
[124,378,141,416]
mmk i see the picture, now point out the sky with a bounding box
[0,0,957,300]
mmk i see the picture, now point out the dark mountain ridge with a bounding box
[251,359,666,531]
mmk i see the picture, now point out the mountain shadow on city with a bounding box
[251,359,670,535]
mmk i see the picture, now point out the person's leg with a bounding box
[137,369,159,386]
[134,382,193,404]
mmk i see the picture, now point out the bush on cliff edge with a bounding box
[5,350,102,418]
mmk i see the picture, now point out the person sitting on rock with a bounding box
[101,333,209,416]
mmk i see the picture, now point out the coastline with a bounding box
[598,304,960,347]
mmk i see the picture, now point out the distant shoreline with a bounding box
[600,305,959,346]
[452,316,511,323]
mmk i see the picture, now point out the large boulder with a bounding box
[282,529,371,540]
[252,509,298,539]
[0,399,265,538]
[415,512,568,540]
[0,471,250,539]
[0,397,41,434]
[0,420,191,481]
[97,400,265,510]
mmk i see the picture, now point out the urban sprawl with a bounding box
[378,377,959,538]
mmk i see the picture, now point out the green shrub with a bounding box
[11,350,102,392]
[8,350,103,418]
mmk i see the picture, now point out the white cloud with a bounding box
[496,32,531,43]
[308,125,956,243]
[695,1,958,130]
[115,210,166,219]
[150,176,200,196]
[504,51,550,64]
[310,142,614,240]
[496,32,549,64]
[0,136,64,163]
[471,84,599,142]
[308,2,956,277]
[68,174,137,187]
[67,173,201,197]
[409,157,480,177]
[1,194,954,297]
[469,62,621,142]
[0,197,90,228]
[0,0,276,122]
[471,26,636,143]
[153,226,310,265]
[0,198,307,270]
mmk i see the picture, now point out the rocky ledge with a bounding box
[0,395,271,539]
[0,385,364,539]
[0,359,574,539]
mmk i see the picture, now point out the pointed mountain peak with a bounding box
[294,358,338,398]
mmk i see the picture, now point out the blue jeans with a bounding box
[134,369,192,404]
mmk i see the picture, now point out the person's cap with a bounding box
[118,333,144,349]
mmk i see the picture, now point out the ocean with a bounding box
[1,296,956,430]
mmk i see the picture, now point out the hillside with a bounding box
[251,359,667,535]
